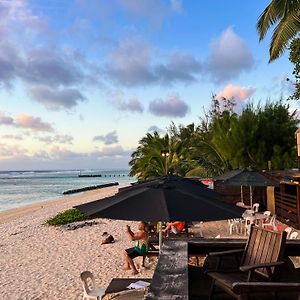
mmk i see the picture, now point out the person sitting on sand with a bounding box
[124,221,149,275]
[163,221,185,236]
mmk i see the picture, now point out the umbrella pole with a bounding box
[158,221,163,254]
[240,185,243,203]
[157,222,162,254]
[250,186,253,207]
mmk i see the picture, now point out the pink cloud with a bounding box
[216,84,256,101]
[15,113,54,132]
[0,143,28,158]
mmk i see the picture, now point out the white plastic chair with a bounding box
[284,227,293,239]
[80,271,106,300]
[290,231,298,239]
[262,215,277,230]
[263,210,271,222]
[244,216,255,235]
[228,219,241,235]
[192,221,203,237]
[252,203,260,213]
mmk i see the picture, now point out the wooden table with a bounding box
[105,278,151,294]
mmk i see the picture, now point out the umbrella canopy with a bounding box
[75,174,244,222]
[215,168,277,206]
[216,168,276,187]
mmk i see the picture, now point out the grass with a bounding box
[46,208,88,226]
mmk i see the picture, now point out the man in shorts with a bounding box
[124,221,149,275]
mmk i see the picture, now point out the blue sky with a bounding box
[0,0,297,170]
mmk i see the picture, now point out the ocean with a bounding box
[0,169,134,212]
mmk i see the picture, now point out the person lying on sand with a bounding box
[124,221,149,275]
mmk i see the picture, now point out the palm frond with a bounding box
[269,13,300,61]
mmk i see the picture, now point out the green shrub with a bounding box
[46,208,88,226]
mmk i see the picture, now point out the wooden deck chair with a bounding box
[207,225,287,300]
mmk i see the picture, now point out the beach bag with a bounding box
[101,232,114,244]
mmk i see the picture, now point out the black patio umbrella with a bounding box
[75,174,244,221]
[75,174,244,250]
[216,168,277,206]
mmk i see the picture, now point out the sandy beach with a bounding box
[0,186,157,300]
[1,186,299,299]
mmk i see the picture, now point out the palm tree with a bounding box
[129,132,169,180]
[257,0,300,61]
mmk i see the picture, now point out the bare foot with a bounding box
[123,266,131,271]
[131,270,139,275]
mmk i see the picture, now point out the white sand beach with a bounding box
[1,186,299,299]
[0,186,157,300]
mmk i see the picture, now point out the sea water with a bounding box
[0,169,133,212]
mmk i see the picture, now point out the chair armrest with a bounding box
[209,249,244,257]
[239,261,284,272]
[232,282,300,294]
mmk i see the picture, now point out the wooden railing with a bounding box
[274,191,298,228]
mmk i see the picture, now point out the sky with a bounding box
[0,0,297,171]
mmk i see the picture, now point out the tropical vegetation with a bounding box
[289,37,300,100]
[46,208,88,226]
[129,97,298,180]
[257,0,300,62]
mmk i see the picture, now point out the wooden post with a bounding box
[267,186,275,215]
[297,185,300,229]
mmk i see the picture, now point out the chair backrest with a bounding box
[252,203,260,213]
[241,225,287,279]
[269,215,276,225]
[284,227,293,239]
[244,216,255,235]
[80,271,96,295]
[289,231,298,239]
[263,210,271,222]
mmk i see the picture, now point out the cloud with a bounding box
[2,134,23,140]
[0,111,54,132]
[0,112,14,125]
[29,85,86,110]
[0,143,28,158]
[117,0,169,27]
[119,98,144,112]
[107,39,155,86]
[107,39,201,86]
[148,95,189,117]
[15,113,54,132]
[155,52,201,84]
[93,131,119,145]
[96,145,131,157]
[170,0,183,14]
[216,84,256,101]
[111,91,144,112]
[21,47,84,87]
[205,27,254,83]
[148,125,165,134]
[50,145,130,160]
[0,57,15,88]
[0,2,99,111]
[37,134,74,145]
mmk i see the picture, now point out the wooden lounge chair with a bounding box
[207,225,290,300]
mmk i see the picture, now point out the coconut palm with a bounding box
[129,132,169,180]
[257,0,300,61]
